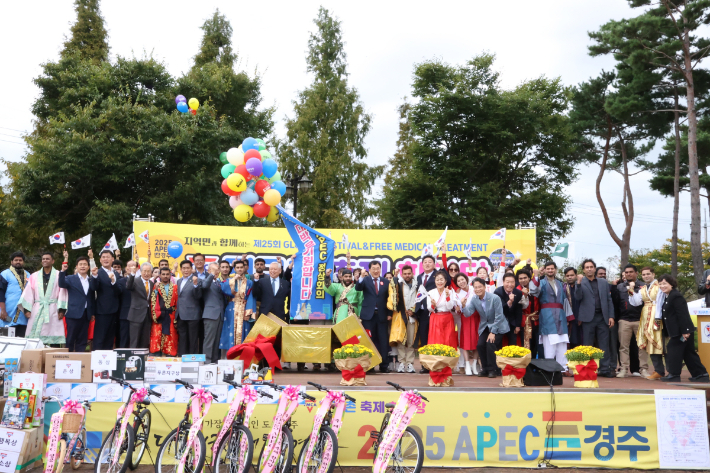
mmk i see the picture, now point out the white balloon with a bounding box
[227,147,244,166]
[229,195,241,208]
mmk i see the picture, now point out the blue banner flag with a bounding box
[278,206,335,320]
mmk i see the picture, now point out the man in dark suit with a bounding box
[89,249,122,350]
[125,262,154,349]
[575,259,616,377]
[176,260,203,356]
[254,262,291,321]
[494,273,524,346]
[355,260,391,373]
[57,256,97,352]
[202,263,225,363]
[414,255,450,372]
[116,260,134,348]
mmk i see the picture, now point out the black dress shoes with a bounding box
[487,372,496,378]
[660,374,681,382]
[689,373,710,383]
[420,368,429,374]
[476,371,488,377]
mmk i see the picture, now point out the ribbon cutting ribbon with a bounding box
[227,334,282,369]
[341,364,365,381]
[429,367,452,384]
[502,364,527,379]
[574,359,599,381]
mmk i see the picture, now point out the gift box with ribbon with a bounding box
[495,353,531,387]
[568,359,599,388]
[332,315,382,369]
[226,334,282,371]
[244,313,288,343]
[281,326,332,363]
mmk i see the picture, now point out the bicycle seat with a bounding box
[385,402,396,409]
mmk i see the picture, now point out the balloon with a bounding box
[167,241,183,259]
[266,205,280,222]
[267,171,282,184]
[226,147,244,166]
[235,164,250,180]
[270,180,287,196]
[227,173,247,192]
[260,150,273,161]
[244,149,262,162]
[219,152,229,165]
[220,163,235,179]
[256,138,266,151]
[261,159,278,178]
[242,137,259,152]
[246,179,256,190]
[221,179,239,196]
[190,109,197,116]
[188,98,200,110]
[255,180,271,197]
[263,188,282,206]
[253,201,271,218]
[175,95,186,104]
[246,158,262,177]
[177,102,189,113]
[240,188,259,205]
[234,204,253,222]
[229,195,242,208]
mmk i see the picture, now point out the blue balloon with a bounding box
[240,188,259,205]
[242,137,260,152]
[177,102,189,113]
[261,159,278,178]
[167,241,183,259]
[271,180,287,196]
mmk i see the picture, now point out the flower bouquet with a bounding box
[566,346,604,388]
[495,345,531,387]
[333,344,374,386]
[418,344,459,387]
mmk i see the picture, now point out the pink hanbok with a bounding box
[21,269,68,344]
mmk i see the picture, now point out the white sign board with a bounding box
[655,389,710,469]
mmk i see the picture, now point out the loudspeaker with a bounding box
[524,358,563,386]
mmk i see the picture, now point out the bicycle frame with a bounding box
[372,391,424,473]
[211,385,259,466]
[260,385,302,473]
[111,387,149,466]
[175,387,214,473]
[300,390,347,473]
[44,398,90,473]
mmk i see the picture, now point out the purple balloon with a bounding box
[246,157,263,177]
[175,95,186,104]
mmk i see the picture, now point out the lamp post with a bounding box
[285,175,312,218]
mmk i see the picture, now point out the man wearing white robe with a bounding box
[21,252,68,345]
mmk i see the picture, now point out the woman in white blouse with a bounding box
[453,273,480,375]
[426,271,458,348]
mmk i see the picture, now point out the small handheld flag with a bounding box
[103,233,118,252]
[420,243,433,259]
[49,232,65,245]
[434,227,448,250]
[464,237,473,259]
[71,234,91,250]
[124,233,135,248]
[416,284,428,303]
[342,233,349,251]
[490,228,506,241]
[139,230,149,243]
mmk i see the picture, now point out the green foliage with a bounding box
[62,0,109,63]
[378,55,580,251]
[278,7,383,228]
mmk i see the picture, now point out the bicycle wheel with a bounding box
[155,425,206,473]
[374,427,423,473]
[129,409,151,470]
[256,426,293,473]
[95,425,136,473]
[297,426,338,473]
[52,439,67,473]
[215,425,254,473]
[70,429,87,470]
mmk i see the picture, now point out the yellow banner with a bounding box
[133,222,536,277]
[84,390,658,469]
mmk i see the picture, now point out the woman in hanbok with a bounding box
[453,273,480,375]
[219,268,256,349]
[426,271,458,348]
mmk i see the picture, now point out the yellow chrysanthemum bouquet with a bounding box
[334,343,373,386]
[495,345,532,387]
[566,345,604,388]
[418,344,459,387]
[495,346,531,358]
[333,344,374,359]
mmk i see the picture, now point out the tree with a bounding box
[62,0,109,63]
[278,7,383,227]
[379,54,581,252]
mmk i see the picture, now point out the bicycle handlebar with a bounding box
[174,379,194,389]
[307,381,325,391]
[387,381,429,402]
[148,389,162,398]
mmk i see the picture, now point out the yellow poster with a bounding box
[133,222,536,277]
[84,390,658,469]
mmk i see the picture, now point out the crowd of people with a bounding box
[0,245,707,383]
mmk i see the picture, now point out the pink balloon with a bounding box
[229,195,242,208]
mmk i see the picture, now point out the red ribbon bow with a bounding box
[429,367,452,384]
[574,359,598,381]
[226,334,282,370]
[342,336,359,346]
[342,364,366,381]
[502,364,527,379]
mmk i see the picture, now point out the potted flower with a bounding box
[333,344,374,386]
[418,344,459,387]
[495,345,532,387]
[566,346,604,388]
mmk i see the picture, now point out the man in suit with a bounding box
[57,256,97,352]
[116,260,135,348]
[202,263,225,363]
[415,255,451,372]
[254,262,290,321]
[125,262,154,349]
[494,273,524,346]
[464,277,508,378]
[575,259,616,377]
[176,259,203,356]
[89,249,121,350]
[355,260,391,373]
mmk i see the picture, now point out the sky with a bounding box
[0,0,704,266]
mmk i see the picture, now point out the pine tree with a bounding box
[62,0,109,63]
[278,7,383,227]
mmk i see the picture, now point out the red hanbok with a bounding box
[426,288,458,348]
[150,282,178,356]
[456,287,480,349]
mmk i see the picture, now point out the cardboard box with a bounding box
[198,365,217,385]
[45,353,92,383]
[112,349,148,382]
[282,326,332,363]
[145,359,182,383]
[0,427,43,473]
[181,354,206,363]
[245,313,288,342]
[70,383,97,402]
[181,362,201,384]
[332,315,382,369]
[19,348,67,374]
[217,360,243,384]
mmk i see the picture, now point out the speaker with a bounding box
[524,358,563,386]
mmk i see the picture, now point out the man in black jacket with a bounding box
[115,260,133,348]
[90,249,122,350]
[355,260,391,373]
[616,264,650,378]
[494,274,524,346]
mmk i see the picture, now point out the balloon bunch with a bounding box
[175,95,199,115]
[219,137,285,223]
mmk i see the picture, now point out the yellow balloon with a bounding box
[266,205,280,222]
[227,173,247,192]
[263,188,281,206]
[234,204,253,222]
[188,98,200,110]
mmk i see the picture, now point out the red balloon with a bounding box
[253,201,271,218]
[190,109,197,116]
[221,179,239,196]
[255,180,271,197]
[244,149,262,162]
[235,165,250,179]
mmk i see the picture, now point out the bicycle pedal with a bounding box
[369,431,380,440]
[262,434,269,442]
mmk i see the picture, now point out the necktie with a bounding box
[374,277,379,294]
[144,281,149,298]
[424,274,429,286]
[272,278,276,296]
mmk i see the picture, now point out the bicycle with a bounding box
[44,397,92,473]
[154,379,218,473]
[95,377,161,473]
[212,379,273,473]
[370,381,428,473]
[256,384,315,473]
[297,382,356,473]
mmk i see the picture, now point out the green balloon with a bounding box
[260,150,272,160]
[219,152,229,165]
[267,171,281,184]
[221,163,236,179]
[256,138,266,151]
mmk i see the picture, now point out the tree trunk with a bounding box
[671,91,681,279]
[619,135,634,267]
